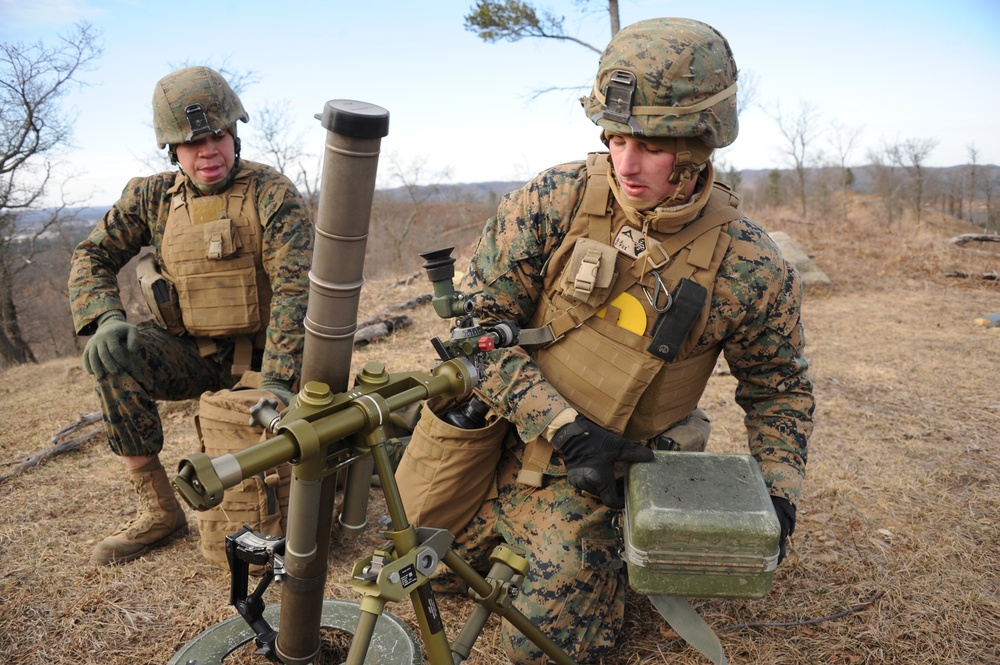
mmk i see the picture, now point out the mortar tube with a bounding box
[276,99,389,665]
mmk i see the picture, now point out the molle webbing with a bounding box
[194,384,290,573]
[518,167,740,483]
[623,347,721,441]
[530,206,733,438]
[160,169,269,340]
[528,203,739,342]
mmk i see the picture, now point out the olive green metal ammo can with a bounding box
[623,451,781,598]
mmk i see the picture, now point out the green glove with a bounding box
[551,415,655,509]
[261,378,295,407]
[82,311,140,380]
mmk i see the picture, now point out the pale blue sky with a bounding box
[2,0,999,206]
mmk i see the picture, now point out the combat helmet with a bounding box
[152,66,248,150]
[582,17,739,183]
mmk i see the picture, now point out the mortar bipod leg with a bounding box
[443,549,577,665]
[450,543,529,663]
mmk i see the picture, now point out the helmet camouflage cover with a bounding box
[582,17,739,149]
[152,66,249,149]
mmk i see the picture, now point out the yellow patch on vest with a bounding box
[596,292,647,335]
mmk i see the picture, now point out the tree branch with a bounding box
[949,233,1000,246]
[639,590,886,663]
[717,590,886,633]
[0,411,103,485]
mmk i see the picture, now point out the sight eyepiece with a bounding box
[421,247,473,319]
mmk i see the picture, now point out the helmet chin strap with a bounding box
[607,159,715,236]
[602,131,709,209]
[662,169,694,207]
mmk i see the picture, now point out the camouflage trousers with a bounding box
[441,442,626,665]
[92,321,237,457]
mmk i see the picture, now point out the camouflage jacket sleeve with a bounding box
[463,163,588,442]
[704,219,814,505]
[250,163,313,385]
[68,174,172,335]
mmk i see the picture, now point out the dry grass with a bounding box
[1,195,998,664]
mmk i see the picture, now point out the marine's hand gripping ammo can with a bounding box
[623,451,781,598]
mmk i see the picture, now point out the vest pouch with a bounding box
[623,349,721,442]
[395,394,507,536]
[202,217,240,259]
[176,253,261,337]
[135,253,185,336]
[194,380,291,574]
[558,237,619,307]
[534,313,662,435]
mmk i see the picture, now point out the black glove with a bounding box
[82,310,140,379]
[771,495,797,564]
[551,415,655,509]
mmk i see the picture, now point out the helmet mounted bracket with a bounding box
[184,103,224,143]
[599,70,644,135]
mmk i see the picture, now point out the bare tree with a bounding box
[867,140,906,229]
[966,143,980,226]
[827,120,863,221]
[250,99,321,218]
[984,173,998,233]
[893,137,937,227]
[0,22,103,367]
[770,101,822,219]
[736,69,761,118]
[253,101,306,175]
[369,155,453,275]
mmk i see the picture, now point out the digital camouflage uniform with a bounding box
[68,161,312,457]
[423,17,816,663]
[445,157,814,663]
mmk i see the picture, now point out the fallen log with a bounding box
[944,270,998,281]
[357,294,431,328]
[354,315,414,347]
[0,411,104,485]
[949,233,1000,246]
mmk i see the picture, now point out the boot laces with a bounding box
[112,478,160,538]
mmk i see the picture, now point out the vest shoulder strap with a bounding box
[581,152,613,243]
[532,188,740,344]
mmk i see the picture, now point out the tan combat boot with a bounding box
[91,458,188,565]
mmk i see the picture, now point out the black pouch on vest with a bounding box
[647,278,708,362]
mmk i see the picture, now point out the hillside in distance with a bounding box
[15,162,1000,234]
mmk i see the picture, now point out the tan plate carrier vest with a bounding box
[157,168,271,374]
[519,153,741,485]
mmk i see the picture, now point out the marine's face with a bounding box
[607,134,694,205]
[174,131,235,186]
